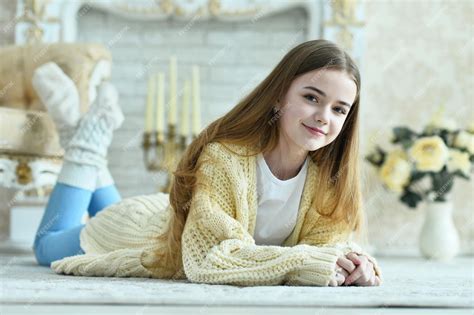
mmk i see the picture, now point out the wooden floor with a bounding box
[0,250,472,314]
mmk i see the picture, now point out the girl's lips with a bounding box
[303,124,326,136]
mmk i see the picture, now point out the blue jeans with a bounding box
[33,183,121,266]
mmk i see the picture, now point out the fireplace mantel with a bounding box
[15,0,330,43]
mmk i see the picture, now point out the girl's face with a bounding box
[277,68,357,152]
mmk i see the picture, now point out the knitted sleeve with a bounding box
[50,247,154,278]
[180,143,345,286]
[297,215,383,285]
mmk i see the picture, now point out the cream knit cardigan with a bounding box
[51,142,383,286]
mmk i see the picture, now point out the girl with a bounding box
[32,39,382,287]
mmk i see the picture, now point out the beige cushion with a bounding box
[0,107,62,157]
[0,43,112,114]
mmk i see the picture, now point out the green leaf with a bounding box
[364,146,386,167]
[410,171,426,182]
[365,156,379,167]
[438,129,450,145]
[451,170,470,180]
[392,127,417,144]
[431,171,454,198]
[400,189,423,208]
[400,139,414,150]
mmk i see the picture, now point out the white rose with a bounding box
[454,131,474,154]
[408,136,449,172]
[467,121,474,134]
[447,149,471,176]
[378,150,412,194]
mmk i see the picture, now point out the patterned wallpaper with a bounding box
[359,0,473,255]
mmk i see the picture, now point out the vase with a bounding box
[419,200,460,260]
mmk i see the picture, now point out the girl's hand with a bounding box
[328,255,353,286]
[341,252,381,286]
[328,263,345,287]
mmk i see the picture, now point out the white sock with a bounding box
[63,81,124,169]
[57,161,98,191]
[96,165,114,189]
[32,62,81,149]
[57,162,115,191]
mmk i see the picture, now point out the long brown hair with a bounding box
[149,39,367,277]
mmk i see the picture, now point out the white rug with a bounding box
[1,252,472,309]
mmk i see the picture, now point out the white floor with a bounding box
[1,305,473,315]
[1,249,473,315]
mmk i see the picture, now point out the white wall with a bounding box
[76,7,307,198]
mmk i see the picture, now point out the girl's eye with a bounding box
[304,95,319,103]
[304,94,347,115]
[334,107,347,115]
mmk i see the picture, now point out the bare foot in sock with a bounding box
[32,62,81,149]
[63,81,124,169]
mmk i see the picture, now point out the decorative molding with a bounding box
[0,155,61,191]
[15,0,325,43]
[322,0,365,67]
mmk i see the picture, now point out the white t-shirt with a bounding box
[253,152,310,246]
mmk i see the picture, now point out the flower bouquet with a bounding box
[365,106,474,208]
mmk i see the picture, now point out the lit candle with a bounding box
[180,80,190,137]
[169,56,177,125]
[156,72,165,133]
[192,65,201,136]
[145,74,155,133]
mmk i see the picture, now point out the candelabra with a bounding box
[142,124,191,193]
